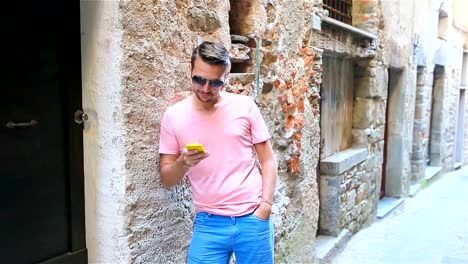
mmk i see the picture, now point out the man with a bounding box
[159,41,277,264]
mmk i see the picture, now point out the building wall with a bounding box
[80,1,131,263]
[412,0,468,173]
[79,0,467,263]
[80,0,324,263]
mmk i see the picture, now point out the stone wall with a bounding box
[443,67,459,170]
[411,67,433,181]
[119,1,228,263]
[313,0,391,239]
[116,0,323,263]
[339,162,375,233]
[80,0,468,263]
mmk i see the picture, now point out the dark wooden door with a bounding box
[0,2,86,263]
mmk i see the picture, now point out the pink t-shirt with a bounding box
[159,92,271,216]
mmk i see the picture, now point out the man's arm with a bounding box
[160,150,210,188]
[253,139,278,219]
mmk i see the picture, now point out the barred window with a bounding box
[323,0,353,25]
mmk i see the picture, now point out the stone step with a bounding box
[377,197,405,219]
[316,229,352,264]
[409,183,422,197]
[424,166,442,181]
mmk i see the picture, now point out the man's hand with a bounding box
[178,148,210,170]
[160,148,209,188]
[254,201,272,220]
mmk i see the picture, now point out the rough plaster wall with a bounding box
[413,0,441,67]
[118,1,232,263]
[257,1,322,262]
[442,30,467,170]
[380,0,414,68]
[379,0,416,195]
[117,0,322,263]
[80,1,130,263]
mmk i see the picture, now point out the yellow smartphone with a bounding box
[186,143,205,152]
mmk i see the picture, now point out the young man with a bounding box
[159,41,278,264]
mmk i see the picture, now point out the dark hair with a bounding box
[191,41,231,70]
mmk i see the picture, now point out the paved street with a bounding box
[332,166,468,264]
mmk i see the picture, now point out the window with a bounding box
[323,0,353,25]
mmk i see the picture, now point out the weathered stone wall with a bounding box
[255,2,323,263]
[116,0,323,263]
[302,0,398,242]
[412,0,468,174]
[119,1,230,263]
[339,162,375,233]
[443,67,458,170]
[411,67,433,181]
[311,0,388,240]
[80,0,467,263]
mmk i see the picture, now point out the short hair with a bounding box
[191,41,231,70]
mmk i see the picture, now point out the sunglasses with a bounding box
[192,75,225,89]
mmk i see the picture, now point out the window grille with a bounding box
[323,0,353,25]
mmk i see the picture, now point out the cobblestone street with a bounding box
[332,166,468,264]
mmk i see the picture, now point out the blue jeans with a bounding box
[188,212,274,264]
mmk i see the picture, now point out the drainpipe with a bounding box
[255,35,262,102]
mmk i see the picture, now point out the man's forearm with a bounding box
[161,157,188,188]
[260,159,278,204]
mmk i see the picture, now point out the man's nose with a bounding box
[201,82,211,92]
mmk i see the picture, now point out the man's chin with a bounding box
[195,92,214,102]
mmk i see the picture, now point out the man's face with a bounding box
[190,57,228,104]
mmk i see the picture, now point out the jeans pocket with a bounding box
[194,213,208,225]
[251,211,270,222]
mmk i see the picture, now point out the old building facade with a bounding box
[79,0,467,263]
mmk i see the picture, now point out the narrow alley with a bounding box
[332,167,468,264]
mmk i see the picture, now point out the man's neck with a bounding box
[191,93,222,112]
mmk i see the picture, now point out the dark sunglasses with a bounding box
[192,75,225,89]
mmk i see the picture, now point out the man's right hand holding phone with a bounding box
[178,143,210,170]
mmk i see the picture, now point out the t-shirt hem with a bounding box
[252,136,271,145]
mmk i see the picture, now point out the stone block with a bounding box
[346,189,357,211]
[319,175,343,236]
[356,183,368,203]
[410,159,425,181]
[228,73,256,85]
[352,129,370,147]
[187,7,221,33]
[375,100,386,126]
[353,98,375,129]
[414,103,424,120]
[355,67,388,99]
[320,148,368,175]
[411,150,425,160]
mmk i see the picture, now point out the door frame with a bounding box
[41,2,87,263]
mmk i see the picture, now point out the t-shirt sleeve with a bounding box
[248,98,271,144]
[159,109,180,155]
